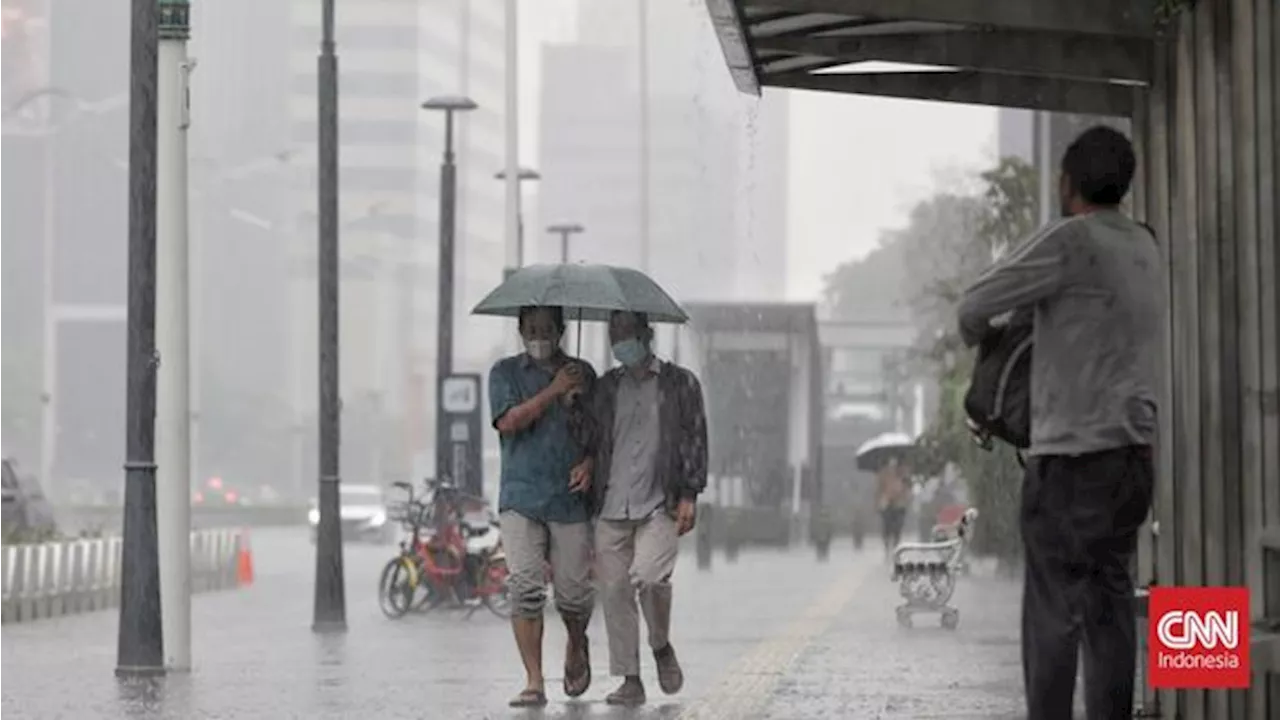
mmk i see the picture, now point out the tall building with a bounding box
[537,0,789,310]
[0,0,511,497]
[288,0,509,481]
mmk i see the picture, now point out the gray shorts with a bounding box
[500,510,594,620]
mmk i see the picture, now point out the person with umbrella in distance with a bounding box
[855,432,916,560]
[488,305,597,708]
[582,310,708,707]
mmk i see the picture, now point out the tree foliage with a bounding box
[915,156,1039,567]
[822,156,1040,567]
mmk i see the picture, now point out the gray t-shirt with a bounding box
[958,210,1164,457]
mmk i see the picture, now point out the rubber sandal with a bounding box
[563,641,591,698]
[508,689,548,708]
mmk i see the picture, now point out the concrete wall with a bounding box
[1130,0,1279,715]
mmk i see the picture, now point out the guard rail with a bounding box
[1,528,245,624]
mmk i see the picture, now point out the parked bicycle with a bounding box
[377,479,511,620]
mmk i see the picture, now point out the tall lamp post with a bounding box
[494,166,539,276]
[422,95,477,487]
[547,222,585,264]
[117,0,163,676]
[312,0,346,634]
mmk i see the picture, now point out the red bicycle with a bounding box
[378,479,511,619]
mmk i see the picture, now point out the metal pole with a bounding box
[502,0,520,275]
[155,0,193,672]
[637,0,651,272]
[39,116,58,500]
[560,230,569,264]
[1037,111,1053,224]
[370,230,390,484]
[312,0,347,633]
[116,0,164,676]
[435,111,458,484]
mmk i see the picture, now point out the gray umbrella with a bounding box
[471,263,689,324]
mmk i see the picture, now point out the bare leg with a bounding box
[512,616,545,693]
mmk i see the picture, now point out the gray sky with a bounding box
[520,2,998,301]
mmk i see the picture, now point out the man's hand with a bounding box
[551,363,584,396]
[675,498,697,536]
[568,458,593,494]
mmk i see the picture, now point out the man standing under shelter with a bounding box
[957,126,1163,720]
[587,310,708,707]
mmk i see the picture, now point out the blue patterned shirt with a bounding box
[488,353,595,524]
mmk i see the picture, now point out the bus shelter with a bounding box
[703,1,1278,716]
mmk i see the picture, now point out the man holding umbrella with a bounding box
[488,305,597,707]
[586,310,708,707]
[473,262,695,707]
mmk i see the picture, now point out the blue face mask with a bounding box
[611,338,648,367]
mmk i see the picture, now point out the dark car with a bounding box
[2,457,57,538]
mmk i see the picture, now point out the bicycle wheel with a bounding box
[378,556,416,619]
[482,557,513,619]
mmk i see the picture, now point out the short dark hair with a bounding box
[610,310,653,341]
[1060,126,1136,206]
[518,305,565,334]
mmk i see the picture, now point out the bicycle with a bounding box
[378,479,511,620]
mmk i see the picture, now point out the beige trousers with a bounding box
[499,511,594,620]
[595,510,679,677]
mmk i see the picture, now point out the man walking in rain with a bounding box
[957,126,1162,720]
[586,310,708,706]
[488,306,597,708]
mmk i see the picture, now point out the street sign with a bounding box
[436,373,483,498]
[442,376,478,413]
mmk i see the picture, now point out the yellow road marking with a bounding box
[677,559,875,720]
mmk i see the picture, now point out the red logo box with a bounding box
[1148,586,1250,689]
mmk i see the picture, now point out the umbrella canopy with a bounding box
[471,263,689,324]
[855,431,917,472]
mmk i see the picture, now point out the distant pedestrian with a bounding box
[488,305,597,708]
[957,126,1161,720]
[876,456,910,557]
[585,310,708,707]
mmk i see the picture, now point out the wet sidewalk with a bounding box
[2,530,1025,719]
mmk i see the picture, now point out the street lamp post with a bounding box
[422,95,477,487]
[493,167,539,276]
[117,0,164,676]
[312,0,346,634]
[547,222,585,264]
[155,0,194,672]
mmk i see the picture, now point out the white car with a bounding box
[308,484,394,544]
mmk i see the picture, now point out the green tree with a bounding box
[821,157,1039,570]
[913,156,1040,570]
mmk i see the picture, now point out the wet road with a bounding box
[2,529,1026,719]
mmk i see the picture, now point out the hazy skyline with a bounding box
[520,2,998,302]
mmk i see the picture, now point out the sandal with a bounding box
[563,640,591,698]
[508,688,548,708]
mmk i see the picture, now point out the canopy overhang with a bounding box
[704,0,1156,116]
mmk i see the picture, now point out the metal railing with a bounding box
[1,528,244,624]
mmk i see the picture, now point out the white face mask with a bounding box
[524,339,555,361]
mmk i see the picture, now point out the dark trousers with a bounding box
[880,506,906,550]
[1020,445,1154,720]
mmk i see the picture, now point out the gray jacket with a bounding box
[957,210,1164,456]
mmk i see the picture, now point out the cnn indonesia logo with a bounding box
[1148,587,1250,689]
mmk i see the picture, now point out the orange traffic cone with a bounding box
[236,530,255,586]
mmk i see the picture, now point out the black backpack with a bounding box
[963,313,1033,452]
[962,221,1157,455]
